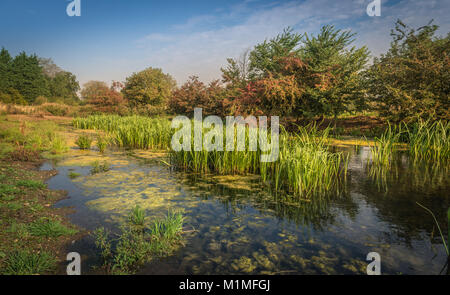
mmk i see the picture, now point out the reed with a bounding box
[368,124,402,167]
[73,115,172,150]
[404,120,449,163]
[170,124,348,198]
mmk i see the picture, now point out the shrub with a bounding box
[41,103,69,116]
[34,96,47,105]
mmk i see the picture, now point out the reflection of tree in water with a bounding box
[178,173,357,231]
[353,156,449,246]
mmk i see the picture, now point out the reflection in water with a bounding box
[42,147,449,274]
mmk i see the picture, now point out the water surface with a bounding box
[41,147,449,274]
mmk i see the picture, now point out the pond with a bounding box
[40,146,449,275]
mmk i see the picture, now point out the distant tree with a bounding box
[221,48,251,87]
[0,48,13,93]
[366,20,450,122]
[81,81,110,102]
[48,71,80,102]
[81,80,127,113]
[39,58,63,78]
[248,27,303,79]
[122,67,176,111]
[169,76,227,116]
[10,52,50,103]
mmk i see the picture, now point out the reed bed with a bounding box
[404,120,449,163]
[170,125,348,198]
[368,124,402,167]
[73,115,172,150]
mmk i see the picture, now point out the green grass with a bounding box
[96,135,108,153]
[405,120,449,163]
[75,134,93,150]
[15,179,46,190]
[170,124,348,198]
[368,124,401,168]
[0,183,20,197]
[73,115,172,150]
[2,250,56,275]
[27,217,78,238]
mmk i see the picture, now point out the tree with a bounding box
[81,81,109,102]
[81,80,127,113]
[300,25,369,120]
[248,27,303,79]
[48,71,80,102]
[10,52,50,103]
[0,48,13,93]
[221,48,251,87]
[366,20,450,122]
[122,67,176,111]
[169,76,227,116]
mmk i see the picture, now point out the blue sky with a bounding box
[1,0,449,87]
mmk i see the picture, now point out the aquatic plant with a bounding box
[368,124,402,167]
[96,135,108,153]
[75,134,93,150]
[171,124,348,198]
[416,202,448,257]
[73,115,172,150]
[93,210,185,274]
[49,135,69,154]
[90,160,110,175]
[405,120,449,163]
[129,205,146,227]
[68,172,81,179]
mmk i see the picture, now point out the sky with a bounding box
[0,0,449,87]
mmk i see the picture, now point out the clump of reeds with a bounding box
[368,124,402,167]
[73,115,172,150]
[75,134,92,150]
[170,124,348,199]
[404,120,449,163]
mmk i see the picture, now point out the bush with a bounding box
[34,96,47,105]
[41,103,69,116]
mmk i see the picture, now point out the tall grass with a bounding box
[404,120,449,163]
[170,124,348,198]
[368,124,402,167]
[73,115,172,150]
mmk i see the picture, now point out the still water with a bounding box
[41,146,449,274]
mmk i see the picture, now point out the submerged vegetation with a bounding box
[93,207,185,274]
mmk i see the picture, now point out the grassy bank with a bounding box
[0,161,81,275]
[0,115,83,275]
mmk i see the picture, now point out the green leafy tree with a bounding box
[48,71,80,102]
[248,27,303,79]
[366,20,450,122]
[300,25,369,119]
[123,67,176,111]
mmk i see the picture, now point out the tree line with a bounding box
[0,50,80,105]
[1,20,448,123]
